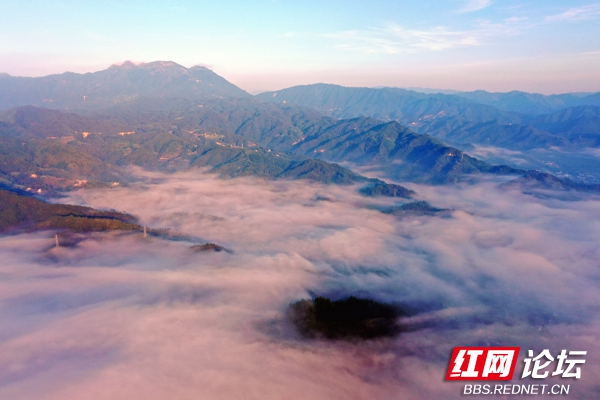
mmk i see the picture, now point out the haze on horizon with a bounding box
[1,0,599,94]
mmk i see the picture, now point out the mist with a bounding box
[1,168,599,399]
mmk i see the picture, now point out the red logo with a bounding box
[446,347,520,380]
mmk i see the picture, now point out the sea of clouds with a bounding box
[1,168,599,399]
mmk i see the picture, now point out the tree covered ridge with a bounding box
[0,188,139,233]
[289,296,405,340]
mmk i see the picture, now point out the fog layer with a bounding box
[1,169,599,399]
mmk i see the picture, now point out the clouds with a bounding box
[457,0,493,14]
[322,24,479,54]
[322,14,532,55]
[325,2,600,56]
[323,25,479,54]
[1,170,600,398]
[545,4,600,22]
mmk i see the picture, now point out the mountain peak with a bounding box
[0,61,251,111]
[190,65,210,71]
[110,60,185,70]
[109,60,141,69]
[142,60,185,70]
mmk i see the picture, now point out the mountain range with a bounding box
[1,61,598,199]
[455,90,600,115]
[0,61,249,111]
[258,84,600,151]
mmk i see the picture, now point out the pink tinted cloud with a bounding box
[0,170,599,399]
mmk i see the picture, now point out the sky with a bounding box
[0,1,599,93]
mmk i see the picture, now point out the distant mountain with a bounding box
[527,106,600,147]
[0,61,250,111]
[0,106,128,139]
[501,171,600,194]
[257,84,600,151]
[402,87,462,95]
[23,95,508,183]
[4,61,596,198]
[0,104,410,195]
[456,90,600,115]
[279,115,517,183]
[415,117,568,150]
[100,96,519,183]
[2,82,594,197]
[256,83,518,124]
[189,143,370,184]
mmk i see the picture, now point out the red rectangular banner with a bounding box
[446,347,520,381]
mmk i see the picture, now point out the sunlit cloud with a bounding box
[1,169,599,398]
[323,25,479,54]
[457,0,493,14]
[322,17,528,54]
[545,4,600,22]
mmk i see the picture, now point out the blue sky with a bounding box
[1,0,599,93]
